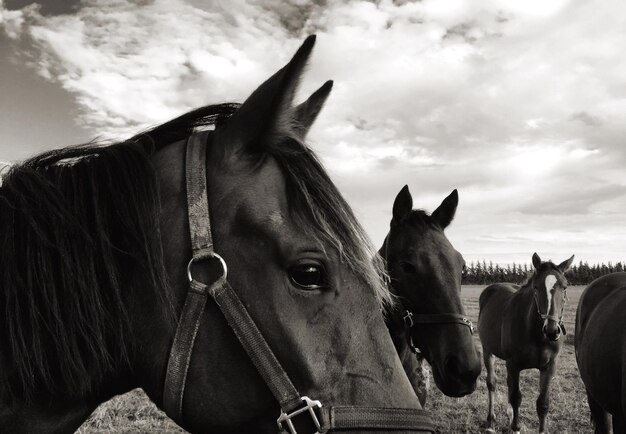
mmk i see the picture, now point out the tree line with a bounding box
[462,260,625,286]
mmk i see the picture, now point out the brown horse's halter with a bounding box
[163,131,434,433]
[402,310,475,357]
[533,287,568,338]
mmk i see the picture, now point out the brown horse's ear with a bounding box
[558,255,575,273]
[216,35,317,154]
[532,252,542,269]
[392,185,413,224]
[292,80,333,139]
[431,189,458,229]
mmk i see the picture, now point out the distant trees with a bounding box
[462,260,625,285]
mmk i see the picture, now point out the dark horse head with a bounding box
[531,252,574,341]
[0,37,429,433]
[382,186,481,398]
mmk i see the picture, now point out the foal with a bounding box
[478,253,574,434]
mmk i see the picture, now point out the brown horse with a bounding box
[478,253,574,434]
[576,272,626,433]
[382,186,481,406]
[0,36,433,433]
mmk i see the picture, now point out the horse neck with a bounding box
[516,281,543,332]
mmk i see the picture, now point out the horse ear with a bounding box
[431,189,458,229]
[216,35,316,154]
[558,255,575,273]
[392,185,413,224]
[292,80,333,139]
[532,252,542,269]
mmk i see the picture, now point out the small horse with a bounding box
[382,186,481,406]
[0,36,434,434]
[576,272,626,433]
[478,253,574,434]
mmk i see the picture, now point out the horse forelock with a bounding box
[0,141,172,401]
[263,137,392,311]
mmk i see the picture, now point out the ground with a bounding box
[77,285,592,433]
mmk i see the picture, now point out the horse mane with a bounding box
[0,141,178,402]
[0,101,388,401]
[263,137,391,308]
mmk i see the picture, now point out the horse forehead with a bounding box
[544,274,558,290]
[391,226,454,257]
[239,157,288,211]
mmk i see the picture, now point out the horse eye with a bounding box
[400,262,417,274]
[289,263,327,290]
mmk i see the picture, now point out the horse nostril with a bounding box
[445,355,479,383]
[543,323,561,341]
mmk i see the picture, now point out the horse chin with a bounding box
[431,365,478,397]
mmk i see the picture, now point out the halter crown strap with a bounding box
[163,131,434,433]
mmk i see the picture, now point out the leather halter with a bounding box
[163,131,434,433]
[533,288,568,337]
[402,310,475,356]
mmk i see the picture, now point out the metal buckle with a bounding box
[186,251,228,285]
[403,310,414,328]
[277,396,323,434]
[462,317,475,334]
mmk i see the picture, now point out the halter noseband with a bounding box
[402,310,475,357]
[163,131,434,433]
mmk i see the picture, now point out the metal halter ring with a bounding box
[277,396,323,434]
[186,251,228,286]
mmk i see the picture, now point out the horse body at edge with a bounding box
[576,272,626,433]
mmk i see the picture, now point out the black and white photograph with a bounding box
[1,0,625,433]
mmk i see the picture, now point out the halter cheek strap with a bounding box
[163,131,435,433]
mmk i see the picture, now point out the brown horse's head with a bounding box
[149,36,426,433]
[383,186,481,397]
[530,253,575,341]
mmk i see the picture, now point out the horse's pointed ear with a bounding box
[392,185,413,224]
[558,255,575,273]
[292,80,333,139]
[216,35,317,154]
[431,189,458,229]
[532,252,542,269]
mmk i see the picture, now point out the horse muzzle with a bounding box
[542,323,562,341]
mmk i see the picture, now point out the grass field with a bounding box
[77,285,592,433]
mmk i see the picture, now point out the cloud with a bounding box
[1,0,625,264]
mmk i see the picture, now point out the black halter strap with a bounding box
[403,311,474,333]
[402,310,474,357]
[163,131,434,433]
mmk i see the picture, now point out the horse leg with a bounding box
[483,351,497,432]
[537,360,556,434]
[613,412,626,434]
[586,389,610,434]
[415,355,429,408]
[506,361,522,434]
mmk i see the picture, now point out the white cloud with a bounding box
[1,0,625,264]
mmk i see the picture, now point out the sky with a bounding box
[1,0,625,265]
